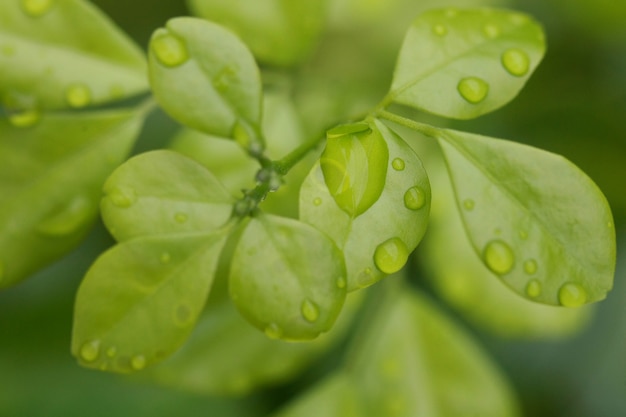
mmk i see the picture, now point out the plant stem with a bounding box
[274,133,325,175]
[375,110,441,139]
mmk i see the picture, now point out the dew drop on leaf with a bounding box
[403,186,426,210]
[392,158,405,171]
[525,279,542,298]
[374,237,409,274]
[213,66,237,92]
[301,299,320,323]
[523,259,538,275]
[20,0,54,17]
[264,323,283,340]
[432,24,447,37]
[106,346,117,358]
[37,195,92,237]
[313,197,322,206]
[457,77,489,104]
[8,109,40,128]
[65,83,92,108]
[559,283,588,307]
[483,240,515,275]
[501,48,530,77]
[80,340,101,363]
[152,32,189,67]
[336,276,347,289]
[107,186,137,208]
[463,199,475,211]
[174,212,188,223]
[483,23,500,38]
[131,355,147,371]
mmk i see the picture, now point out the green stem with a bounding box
[375,110,441,139]
[274,133,325,175]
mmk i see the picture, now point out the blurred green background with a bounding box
[1,0,625,415]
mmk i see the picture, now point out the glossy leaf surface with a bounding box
[229,214,346,340]
[0,109,143,289]
[389,8,545,119]
[188,0,327,67]
[72,230,229,373]
[438,128,615,306]
[301,120,430,291]
[0,0,147,111]
[148,17,262,140]
[101,150,234,242]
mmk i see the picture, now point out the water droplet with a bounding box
[264,323,283,340]
[37,195,92,236]
[152,31,189,67]
[483,240,515,275]
[301,299,319,323]
[107,186,137,208]
[336,276,347,289]
[355,267,374,288]
[519,230,528,240]
[608,221,614,228]
[21,0,54,17]
[391,158,405,171]
[559,282,588,307]
[458,77,489,104]
[433,24,447,36]
[131,354,146,370]
[374,238,409,274]
[313,197,322,206]
[8,109,40,128]
[80,340,100,362]
[213,66,237,92]
[65,83,91,108]
[403,186,426,210]
[175,212,188,223]
[525,279,541,298]
[501,48,530,77]
[159,252,171,264]
[524,259,537,275]
[483,23,500,38]
[106,346,117,358]
[463,199,475,211]
[175,304,193,326]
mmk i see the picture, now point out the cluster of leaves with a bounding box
[0,0,616,415]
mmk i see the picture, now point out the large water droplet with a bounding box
[8,109,40,128]
[483,240,515,275]
[463,199,475,211]
[523,259,537,275]
[501,48,530,77]
[483,23,500,38]
[264,323,283,340]
[21,0,54,17]
[457,77,489,104]
[559,283,587,307]
[80,340,100,362]
[131,354,146,370]
[433,24,447,37]
[403,186,426,210]
[37,195,92,236]
[391,158,405,171]
[374,238,409,274]
[525,279,541,298]
[152,32,189,67]
[301,299,320,323]
[65,83,91,108]
[107,186,137,208]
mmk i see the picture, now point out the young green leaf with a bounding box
[72,230,229,373]
[0,109,144,289]
[188,0,327,67]
[101,150,234,242]
[0,0,147,112]
[388,8,545,119]
[300,119,430,291]
[229,213,346,341]
[438,128,615,306]
[148,17,263,142]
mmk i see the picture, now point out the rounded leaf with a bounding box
[229,214,346,341]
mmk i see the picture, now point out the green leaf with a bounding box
[72,230,229,373]
[229,213,346,341]
[188,0,327,67]
[0,109,144,289]
[148,17,262,140]
[438,128,615,306]
[101,150,234,242]
[0,0,147,112]
[300,119,430,291]
[389,8,545,119]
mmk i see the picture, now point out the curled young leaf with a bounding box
[229,213,346,341]
[438,129,615,306]
[301,119,430,291]
[0,0,147,112]
[389,8,545,119]
[148,17,263,141]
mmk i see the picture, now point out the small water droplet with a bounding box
[336,276,347,289]
[301,299,320,323]
[152,31,189,67]
[525,279,541,298]
[458,77,489,104]
[107,186,137,208]
[501,48,530,77]
[1,44,16,57]
[608,221,614,228]
[80,340,100,363]
[175,212,188,223]
[559,282,588,307]
[355,267,374,288]
[37,195,92,236]
[65,83,91,108]
[8,109,40,128]
[483,23,500,38]
[403,186,426,210]
[106,346,117,358]
[391,158,405,171]
[21,0,54,17]
[374,238,409,274]
[175,304,193,326]
[523,259,537,275]
[463,199,475,211]
[213,66,237,92]
[483,240,515,275]
[313,197,322,206]
[264,323,283,340]
[433,24,447,36]
[519,230,528,240]
[131,354,146,370]
[159,252,171,264]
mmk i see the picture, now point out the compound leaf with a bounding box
[101,150,234,242]
[438,128,615,306]
[389,8,545,119]
[0,0,147,112]
[229,213,346,341]
[300,119,430,291]
[148,17,262,141]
